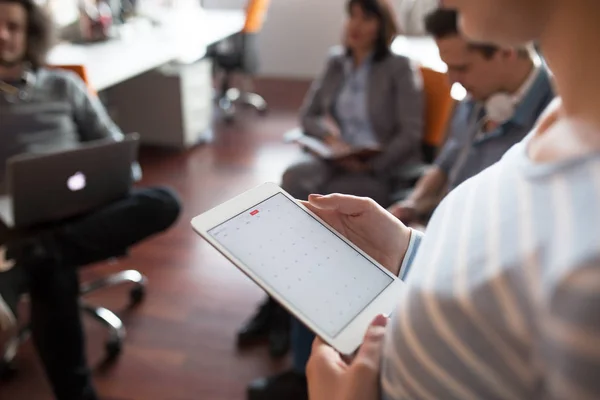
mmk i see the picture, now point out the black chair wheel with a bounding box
[0,360,17,381]
[105,338,122,361]
[129,285,146,306]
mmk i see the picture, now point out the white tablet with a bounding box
[191,182,403,355]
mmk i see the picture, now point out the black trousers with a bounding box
[24,187,180,400]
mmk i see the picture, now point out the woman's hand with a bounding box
[301,194,411,275]
[307,315,389,400]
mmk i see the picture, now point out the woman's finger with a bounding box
[308,193,375,216]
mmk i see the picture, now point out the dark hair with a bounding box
[0,0,54,68]
[345,0,398,62]
[424,8,499,59]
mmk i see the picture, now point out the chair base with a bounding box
[0,269,147,378]
[216,88,268,122]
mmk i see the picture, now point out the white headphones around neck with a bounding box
[481,65,542,125]
[484,92,516,125]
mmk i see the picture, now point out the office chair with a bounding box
[212,0,270,122]
[0,65,148,378]
[420,66,455,162]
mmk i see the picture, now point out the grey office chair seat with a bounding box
[0,263,147,379]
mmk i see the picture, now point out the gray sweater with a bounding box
[0,68,124,193]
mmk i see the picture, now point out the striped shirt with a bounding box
[382,135,600,399]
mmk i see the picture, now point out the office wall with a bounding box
[257,0,347,79]
[203,0,409,79]
[202,0,245,9]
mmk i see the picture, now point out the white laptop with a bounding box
[0,133,140,229]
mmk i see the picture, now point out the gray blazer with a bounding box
[300,47,425,175]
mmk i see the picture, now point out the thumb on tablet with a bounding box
[344,314,389,399]
[355,314,388,369]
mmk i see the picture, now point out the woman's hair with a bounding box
[0,0,55,69]
[345,0,398,62]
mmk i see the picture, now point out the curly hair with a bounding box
[0,0,55,68]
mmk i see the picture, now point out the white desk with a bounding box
[47,9,245,91]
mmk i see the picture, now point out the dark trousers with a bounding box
[24,187,180,400]
[291,318,314,374]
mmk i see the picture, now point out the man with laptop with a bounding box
[0,0,180,399]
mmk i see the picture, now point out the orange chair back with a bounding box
[243,0,270,33]
[420,66,454,149]
[51,64,96,95]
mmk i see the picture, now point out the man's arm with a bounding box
[63,72,143,180]
[388,166,448,222]
[406,166,448,214]
[65,72,124,142]
[389,103,474,221]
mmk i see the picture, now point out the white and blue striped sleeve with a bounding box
[540,260,600,400]
[399,229,425,281]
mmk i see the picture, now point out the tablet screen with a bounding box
[208,193,393,337]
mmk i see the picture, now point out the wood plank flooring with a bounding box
[0,81,310,400]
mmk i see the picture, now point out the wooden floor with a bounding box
[0,82,311,400]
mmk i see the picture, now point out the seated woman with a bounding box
[240,1,425,399]
[284,0,424,207]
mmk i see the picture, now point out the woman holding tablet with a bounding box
[241,0,423,396]
[306,0,600,399]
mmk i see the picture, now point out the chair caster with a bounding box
[0,360,17,381]
[105,338,123,361]
[129,285,146,306]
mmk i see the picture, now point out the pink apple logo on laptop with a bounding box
[67,171,86,192]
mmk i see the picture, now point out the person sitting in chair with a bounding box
[284,0,424,207]
[0,1,180,399]
[389,9,555,227]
